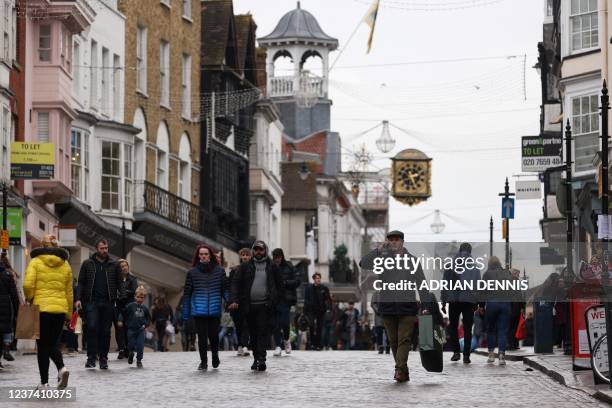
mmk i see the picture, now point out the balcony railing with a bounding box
[268,72,325,98]
[269,75,294,97]
[136,181,201,233]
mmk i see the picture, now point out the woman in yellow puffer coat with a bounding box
[23,234,72,389]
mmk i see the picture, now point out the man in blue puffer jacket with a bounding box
[182,244,229,371]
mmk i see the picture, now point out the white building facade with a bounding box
[249,98,284,249]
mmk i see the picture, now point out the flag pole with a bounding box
[329,18,364,72]
[330,0,380,72]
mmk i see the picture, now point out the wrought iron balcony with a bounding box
[135,181,201,233]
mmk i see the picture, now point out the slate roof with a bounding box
[201,0,237,67]
[258,3,338,49]
[235,15,254,72]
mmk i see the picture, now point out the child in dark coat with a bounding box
[119,286,151,368]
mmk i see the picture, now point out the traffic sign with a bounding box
[502,197,515,219]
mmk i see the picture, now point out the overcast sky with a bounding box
[234,0,545,244]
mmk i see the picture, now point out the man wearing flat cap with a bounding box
[360,229,432,382]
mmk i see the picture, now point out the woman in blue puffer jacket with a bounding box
[182,244,228,371]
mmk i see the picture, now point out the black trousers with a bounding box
[308,312,325,349]
[449,302,477,356]
[37,313,65,384]
[194,316,220,363]
[507,309,521,349]
[155,321,167,352]
[113,304,128,352]
[247,304,271,362]
[231,310,249,348]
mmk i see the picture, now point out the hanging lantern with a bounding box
[430,209,445,234]
[376,120,396,153]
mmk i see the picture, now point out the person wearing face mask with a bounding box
[183,244,229,371]
[114,259,138,360]
[360,230,433,383]
[229,240,283,372]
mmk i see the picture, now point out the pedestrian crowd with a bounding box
[1,229,563,388]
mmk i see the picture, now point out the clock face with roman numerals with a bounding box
[396,162,428,194]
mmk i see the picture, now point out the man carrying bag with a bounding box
[418,294,445,372]
[361,230,433,383]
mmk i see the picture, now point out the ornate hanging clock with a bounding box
[391,149,432,206]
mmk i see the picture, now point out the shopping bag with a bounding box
[418,313,445,373]
[68,311,79,331]
[15,303,40,340]
[419,314,435,351]
[74,317,82,335]
[165,322,175,335]
[515,313,526,341]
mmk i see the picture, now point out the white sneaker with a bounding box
[237,346,244,356]
[57,367,69,389]
[284,340,292,354]
[487,352,495,363]
[37,383,49,390]
[273,346,282,356]
[499,353,506,365]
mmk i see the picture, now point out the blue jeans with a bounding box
[218,326,238,350]
[3,332,12,345]
[485,302,511,353]
[273,303,291,346]
[85,302,114,360]
[127,328,145,361]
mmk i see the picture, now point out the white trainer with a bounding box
[499,353,506,365]
[57,367,69,389]
[37,383,50,390]
[487,352,495,363]
[273,346,282,356]
[237,346,244,356]
[284,340,292,354]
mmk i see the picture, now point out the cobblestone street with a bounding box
[0,350,607,408]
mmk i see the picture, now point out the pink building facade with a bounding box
[23,0,93,247]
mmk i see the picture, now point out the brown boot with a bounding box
[395,369,409,383]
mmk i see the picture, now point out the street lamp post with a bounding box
[599,81,612,388]
[564,119,575,356]
[489,216,493,257]
[499,177,515,270]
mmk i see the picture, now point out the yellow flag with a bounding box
[363,0,380,54]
